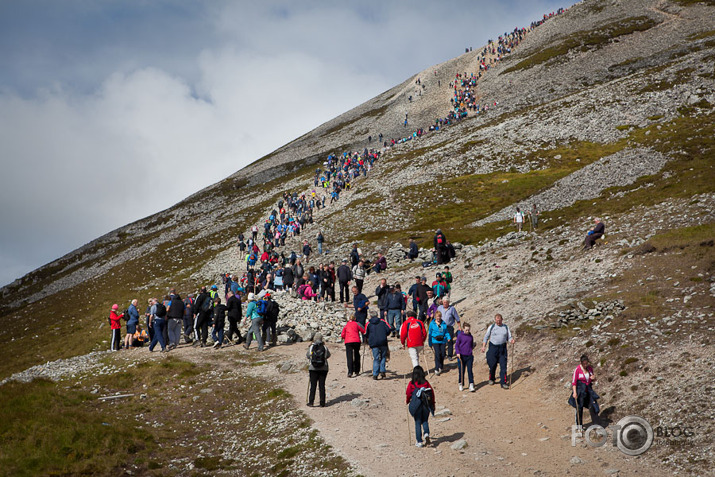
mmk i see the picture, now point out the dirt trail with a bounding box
[255,340,667,477]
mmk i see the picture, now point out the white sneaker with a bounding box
[415,441,424,448]
[469,383,475,392]
[459,384,464,391]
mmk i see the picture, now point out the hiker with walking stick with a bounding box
[481,314,515,389]
[455,322,476,392]
[400,311,428,369]
[427,311,450,375]
[306,333,330,407]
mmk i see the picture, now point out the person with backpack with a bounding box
[405,365,435,447]
[341,314,365,378]
[433,229,447,265]
[109,304,124,351]
[226,290,243,345]
[166,292,185,350]
[242,293,264,351]
[428,311,451,375]
[192,286,212,347]
[148,298,167,353]
[365,310,391,380]
[124,299,140,350]
[306,333,331,407]
[481,313,515,389]
[513,207,524,232]
[261,293,279,347]
[386,283,406,337]
[350,244,360,267]
[431,273,447,299]
[455,322,477,391]
[400,311,428,368]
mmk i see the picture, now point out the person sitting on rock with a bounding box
[372,253,387,274]
[583,217,605,250]
[407,239,419,261]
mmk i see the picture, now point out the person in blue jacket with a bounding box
[428,311,451,375]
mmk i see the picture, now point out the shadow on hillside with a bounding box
[432,432,465,446]
[506,366,533,389]
[596,406,616,428]
[327,392,362,406]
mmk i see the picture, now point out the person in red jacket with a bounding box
[405,365,435,447]
[400,311,427,368]
[341,314,365,377]
[109,304,124,351]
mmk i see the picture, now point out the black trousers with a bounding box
[196,311,211,343]
[345,342,361,375]
[227,317,242,342]
[355,279,364,294]
[339,281,350,302]
[182,316,194,341]
[262,319,277,343]
[309,369,328,406]
[486,343,508,383]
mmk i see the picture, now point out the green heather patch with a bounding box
[0,379,156,476]
[687,29,715,41]
[504,16,660,73]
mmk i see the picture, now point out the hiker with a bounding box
[261,292,280,347]
[345,285,369,327]
[350,243,360,267]
[307,333,331,407]
[407,239,419,261]
[352,260,367,294]
[375,278,389,321]
[166,292,184,350]
[455,322,476,391]
[433,229,448,264]
[513,207,524,232]
[341,314,365,378]
[242,293,264,352]
[529,204,539,230]
[366,310,391,380]
[302,240,312,263]
[124,299,139,349]
[442,266,453,295]
[372,252,387,273]
[432,273,448,298]
[437,297,461,360]
[569,354,601,434]
[407,276,421,313]
[226,290,243,344]
[400,311,428,368]
[406,365,435,448]
[416,276,431,321]
[320,264,334,302]
[386,283,406,337]
[182,294,195,344]
[337,259,352,303]
[148,298,167,353]
[316,231,324,255]
[109,304,124,351]
[583,217,605,250]
[211,297,227,349]
[144,298,154,344]
[193,286,212,347]
[282,263,295,291]
[481,313,515,389]
[426,292,440,322]
[428,311,450,375]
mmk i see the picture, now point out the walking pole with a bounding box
[508,341,515,389]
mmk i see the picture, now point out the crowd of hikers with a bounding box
[106,7,587,449]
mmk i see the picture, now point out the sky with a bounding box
[0,0,566,287]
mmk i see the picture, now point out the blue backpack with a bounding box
[256,299,268,317]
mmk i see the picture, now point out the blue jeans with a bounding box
[149,318,166,351]
[413,406,430,443]
[371,346,387,375]
[458,354,474,385]
[212,327,224,345]
[318,242,323,254]
[387,309,402,333]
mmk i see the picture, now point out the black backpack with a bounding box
[310,343,326,367]
[408,386,433,416]
[201,294,212,312]
[154,302,167,318]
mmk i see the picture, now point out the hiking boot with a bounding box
[424,434,431,446]
[243,344,250,350]
[459,384,464,391]
[347,373,353,378]
[501,384,510,389]
[488,379,495,385]
[469,383,475,392]
[415,441,424,448]
[373,375,378,380]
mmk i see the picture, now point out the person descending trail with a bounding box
[428,311,450,375]
[481,314,515,389]
[341,314,365,378]
[406,365,435,448]
[366,310,392,380]
[307,333,331,407]
[569,354,601,435]
[455,322,476,392]
[401,311,428,369]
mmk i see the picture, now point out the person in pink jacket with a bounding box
[341,314,365,377]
